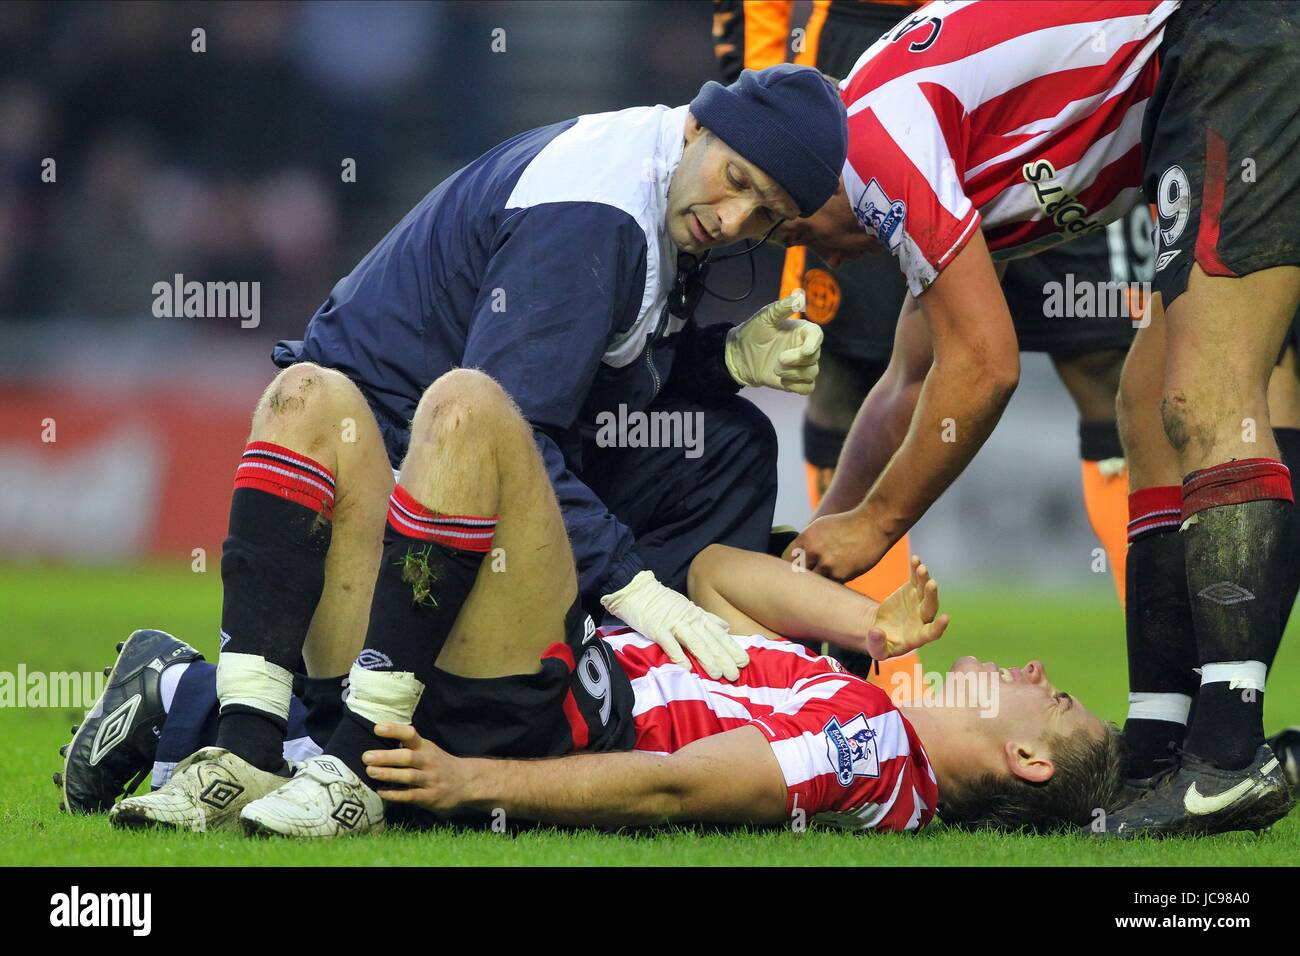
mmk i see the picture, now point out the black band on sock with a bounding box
[1123,525,1198,779]
[1184,683,1264,771]
[321,525,490,777]
[1125,530,1199,697]
[358,524,489,685]
[1122,719,1185,780]
[327,707,389,783]
[216,709,287,772]
[217,487,331,768]
[803,418,848,470]
[296,673,347,751]
[1181,498,1289,768]
[1079,420,1124,462]
[220,488,331,673]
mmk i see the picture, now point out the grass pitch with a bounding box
[1,563,1297,866]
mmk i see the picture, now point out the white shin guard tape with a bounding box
[1199,661,1267,693]
[216,652,294,720]
[346,665,424,726]
[1126,692,1192,724]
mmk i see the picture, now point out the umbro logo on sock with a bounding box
[355,650,394,670]
[1196,582,1255,606]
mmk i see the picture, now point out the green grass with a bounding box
[1,563,1297,866]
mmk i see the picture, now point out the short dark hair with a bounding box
[936,723,1126,833]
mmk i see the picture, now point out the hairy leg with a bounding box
[399,368,577,679]
[1163,264,1300,769]
[1114,301,1198,778]
[247,363,393,676]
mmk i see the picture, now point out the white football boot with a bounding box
[240,755,385,838]
[109,746,287,832]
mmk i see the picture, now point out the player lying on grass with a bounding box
[771,0,1298,837]
[61,367,1121,836]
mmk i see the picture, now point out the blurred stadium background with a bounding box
[4,0,1300,867]
[0,0,1108,587]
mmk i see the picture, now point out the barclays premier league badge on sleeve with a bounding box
[824,713,881,786]
[854,178,907,252]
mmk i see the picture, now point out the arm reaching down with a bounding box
[366,722,788,828]
[687,543,947,660]
[792,232,1019,581]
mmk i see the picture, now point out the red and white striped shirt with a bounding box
[601,627,938,832]
[841,0,1178,295]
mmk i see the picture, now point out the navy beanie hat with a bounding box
[690,64,849,217]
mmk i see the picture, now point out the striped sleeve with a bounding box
[749,675,938,832]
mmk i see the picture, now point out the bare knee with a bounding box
[252,363,366,449]
[1159,388,1199,457]
[411,368,521,443]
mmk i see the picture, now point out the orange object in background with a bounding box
[805,462,919,702]
[1081,457,1130,608]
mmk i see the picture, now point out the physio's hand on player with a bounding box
[725,289,822,395]
[601,570,748,680]
[866,556,949,661]
[365,723,465,814]
[787,510,891,582]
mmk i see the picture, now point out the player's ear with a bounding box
[1003,739,1055,784]
[684,112,706,143]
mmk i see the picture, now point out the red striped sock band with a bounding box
[233,441,336,519]
[1183,458,1293,520]
[1128,485,1182,543]
[387,484,497,553]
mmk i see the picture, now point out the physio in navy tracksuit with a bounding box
[272,66,848,675]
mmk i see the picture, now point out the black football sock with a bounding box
[1079,420,1124,463]
[1180,459,1293,770]
[1274,428,1300,639]
[325,484,496,781]
[1122,486,1197,779]
[215,443,335,772]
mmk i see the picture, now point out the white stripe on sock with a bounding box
[1199,660,1266,693]
[1126,691,1192,724]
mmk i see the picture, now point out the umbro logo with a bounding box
[1155,249,1182,272]
[1197,581,1255,606]
[332,799,364,829]
[355,649,394,670]
[89,694,142,766]
[200,779,245,810]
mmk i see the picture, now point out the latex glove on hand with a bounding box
[724,289,822,395]
[600,570,749,680]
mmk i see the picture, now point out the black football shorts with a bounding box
[412,596,636,760]
[1141,0,1300,307]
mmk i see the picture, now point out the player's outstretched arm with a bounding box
[365,723,788,828]
[793,231,1019,581]
[687,543,947,658]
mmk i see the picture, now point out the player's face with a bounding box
[948,656,1106,750]
[668,116,800,255]
[771,184,880,267]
